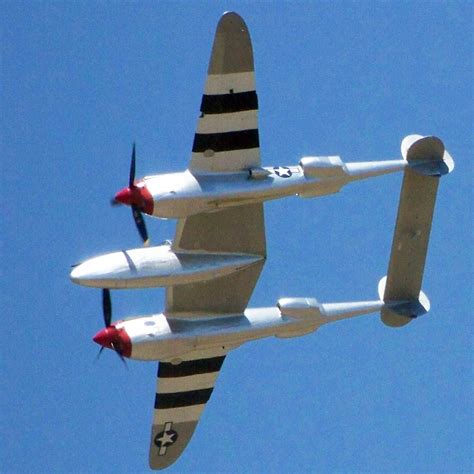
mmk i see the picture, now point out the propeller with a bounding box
[102,288,112,327]
[94,289,127,367]
[112,143,150,245]
[132,205,149,244]
[129,142,136,187]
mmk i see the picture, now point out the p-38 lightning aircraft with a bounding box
[71,12,454,470]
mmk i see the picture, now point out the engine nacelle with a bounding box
[299,156,347,178]
[277,297,322,319]
[276,297,324,338]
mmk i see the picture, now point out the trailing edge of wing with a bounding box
[149,348,228,470]
[381,135,454,327]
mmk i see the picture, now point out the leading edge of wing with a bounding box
[149,348,228,470]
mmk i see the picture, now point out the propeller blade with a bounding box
[96,344,127,368]
[111,343,128,368]
[110,197,122,206]
[95,346,105,361]
[132,205,149,245]
[102,289,112,327]
[129,143,136,188]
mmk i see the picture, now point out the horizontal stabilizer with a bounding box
[381,135,453,327]
[402,134,454,176]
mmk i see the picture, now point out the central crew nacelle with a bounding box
[70,244,263,289]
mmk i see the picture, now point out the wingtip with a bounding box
[221,11,245,22]
[209,11,253,76]
[217,11,249,35]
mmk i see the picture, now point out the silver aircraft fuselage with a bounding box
[71,244,263,289]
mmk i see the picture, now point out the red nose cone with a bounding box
[93,326,132,358]
[114,183,153,214]
[93,327,115,348]
[114,187,133,206]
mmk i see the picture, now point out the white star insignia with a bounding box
[274,166,292,177]
[156,422,178,455]
[157,430,176,447]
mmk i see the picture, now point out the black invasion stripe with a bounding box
[192,129,259,153]
[201,91,258,114]
[154,388,214,409]
[158,356,226,378]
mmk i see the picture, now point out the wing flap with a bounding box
[149,350,227,470]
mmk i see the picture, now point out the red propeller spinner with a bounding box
[93,325,132,358]
[114,183,153,214]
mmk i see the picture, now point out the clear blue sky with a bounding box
[2,2,472,472]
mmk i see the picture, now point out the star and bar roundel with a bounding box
[273,166,292,178]
[154,422,178,455]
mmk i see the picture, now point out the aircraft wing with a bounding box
[166,13,265,316]
[190,11,260,173]
[156,204,265,469]
[149,14,265,468]
[166,203,266,315]
[149,348,227,470]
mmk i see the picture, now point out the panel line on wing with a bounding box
[197,110,258,134]
[157,372,220,393]
[190,148,260,173]
[153,404,207,425]
[205,72,256,94]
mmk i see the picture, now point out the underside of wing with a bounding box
[166,262,264,315]
[167,203,266,316]
[190,12,260,173]
[149,348,227,470]
[172,203,265,255]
